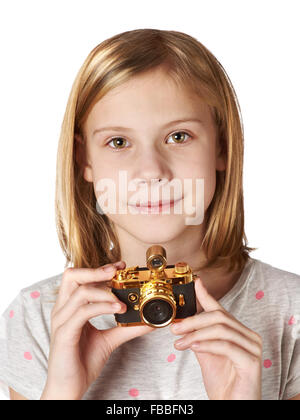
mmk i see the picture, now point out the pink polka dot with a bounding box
[255,290,264,300]
[9,310,14,318]
[129,388,139,397]
[288,315,296,325]
[24,352,32,361]
[30,291,40,299]
[167,353,176,362]
[263,359,272,368]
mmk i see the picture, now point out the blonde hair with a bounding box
[55,28,257,274]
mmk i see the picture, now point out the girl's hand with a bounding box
[170,277,262,400]
[41,261,155,400]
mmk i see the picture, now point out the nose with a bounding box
[131,148,171,188]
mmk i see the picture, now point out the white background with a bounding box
[0,0,299,400]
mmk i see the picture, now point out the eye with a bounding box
[105,130,192,151]
[166,131,192,145]
[106,137,129,150]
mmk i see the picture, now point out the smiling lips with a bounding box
[129,198,182,209]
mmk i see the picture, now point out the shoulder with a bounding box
[0,272,64,401]
[250,257,300,311]
[22,272,64,318]
[254,258,300,284]
[253,258,300,290]
[17,272,63,311]
[2,272,64,334]
[20,272,63,299]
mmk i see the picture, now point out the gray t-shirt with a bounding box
[0,257,300,400]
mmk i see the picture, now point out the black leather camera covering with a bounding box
[113,279,197,325]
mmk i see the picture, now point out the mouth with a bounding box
[128,198,182,212]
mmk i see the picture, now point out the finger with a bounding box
[54,301,127,346]
[194,276,225,313]
[102,322,156,352]
[190,340,261,370]
[174,324,262,358]
[51,285,127,332]
[170,309,262,346]
[55,261,125,310]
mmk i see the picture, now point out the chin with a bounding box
[128,220,186,244]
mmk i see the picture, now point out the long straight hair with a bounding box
[55,28,257,274]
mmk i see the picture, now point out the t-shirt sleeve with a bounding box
[0,290,49,400]
[281,277,300,401]
[282,322,300,400]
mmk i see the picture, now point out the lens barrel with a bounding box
[142,298,174,326]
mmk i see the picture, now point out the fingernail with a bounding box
[112,303,121,311]
[103,265,116,272]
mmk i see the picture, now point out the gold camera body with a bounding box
[110,245,197,328]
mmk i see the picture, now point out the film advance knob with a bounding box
[174,262,189,274]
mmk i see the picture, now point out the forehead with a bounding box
[85,68,212,130]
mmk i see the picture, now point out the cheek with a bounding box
[179,155,217,210]
[91,167,120,204]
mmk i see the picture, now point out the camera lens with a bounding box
[142,299,174,326]
[150,257,163,269]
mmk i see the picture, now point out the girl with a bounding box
[0,28,299,401]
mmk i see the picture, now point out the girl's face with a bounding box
[77,67,225,245]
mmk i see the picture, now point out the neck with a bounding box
[113,223,244,303]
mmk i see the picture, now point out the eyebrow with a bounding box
[92,118,203,136]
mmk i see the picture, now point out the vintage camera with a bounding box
[110,245,197,328]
